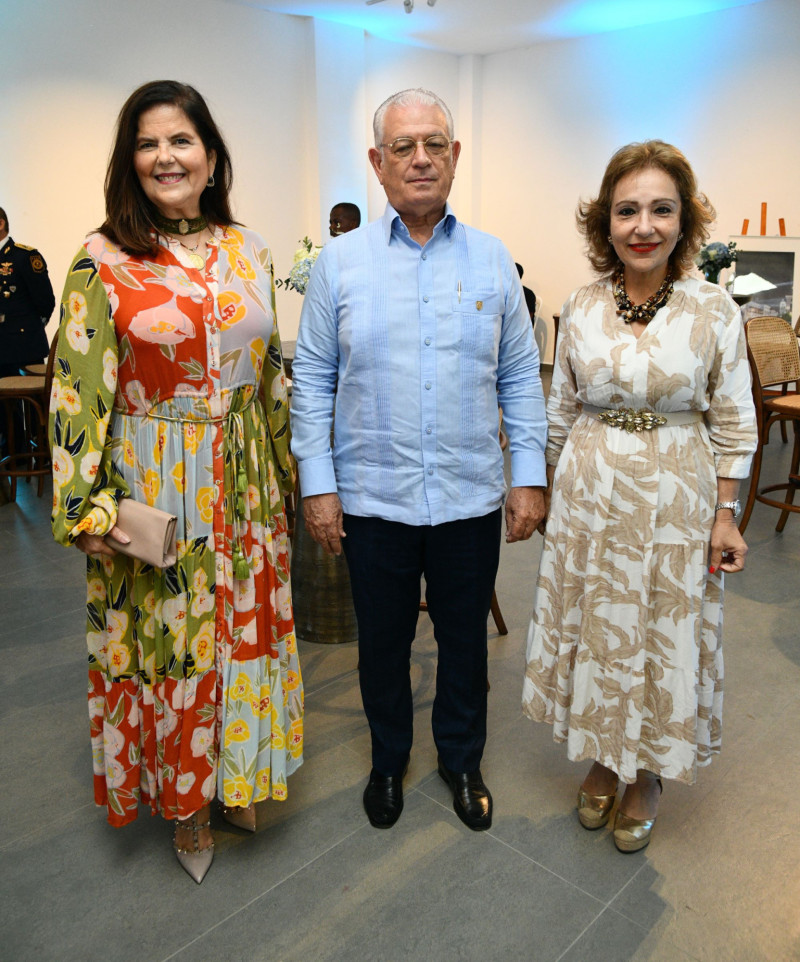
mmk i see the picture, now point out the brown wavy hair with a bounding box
[576,140,715,278]
[98,80,236,256]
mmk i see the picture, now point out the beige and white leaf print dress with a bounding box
[522,276,757,785]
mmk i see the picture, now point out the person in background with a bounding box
[292,88,547,833]
[515,262,537,324]
[49,80,302,883]
[0,208,54,377]
[329,202,361,237]
[0,208,55,459]
[523,140,757,852]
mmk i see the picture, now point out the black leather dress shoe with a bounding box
[438,758,493,831]
[363,769,404,828]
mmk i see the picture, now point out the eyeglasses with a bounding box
[379,136,453,159]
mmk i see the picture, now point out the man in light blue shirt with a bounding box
[291,88,547,832]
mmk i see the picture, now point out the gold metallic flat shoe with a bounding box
[576,787,617,830]
[220,802,257,833]
[613,778,662,853]
[174,813,215,884]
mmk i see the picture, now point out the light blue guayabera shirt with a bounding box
[290,203,547,526]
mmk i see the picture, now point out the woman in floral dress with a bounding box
[50,80,302,883]
[523,141,756,852]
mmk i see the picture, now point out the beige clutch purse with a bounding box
[105,498,178,569]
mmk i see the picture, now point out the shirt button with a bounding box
[427,467,434,475]
[423,295,429,303]
[424,337,431,346]
[425,382,431,391]
[426,426,432,435]
[421,253,427,260]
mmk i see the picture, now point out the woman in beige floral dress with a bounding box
[522,141,756,852]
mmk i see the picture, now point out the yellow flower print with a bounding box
[102,348,117,392]
[270,728,285,750]
[271,781,287,801]
[141,651,157,682]
[87,579,106,603]
[170,462,186,494]
[105,757,127,789]
[65,316,91,355]
[123,439,135,468]
[196,486,215,524]
[258,686,271,718]
[189,622,215,672]
[140,591,159,639]
[270,370,287,402]
[142,469,160,506]
[153,422,168,466]
[248,337,266,373]
[247,483,261,511]
[190,586,214,617]
[190,726,215,758]
[225,719,250,743]
[232,255,256,282]
[106,608,129,643]
[80,450,102,485]
[161,598,187,659]
[176,771,197,795]
[218,291,246,330]
[53,381,82,416]
[87,630,108,667]
[51,446,75,490]
[143,590,157,615]
[222,227,245,251]
[289,719,303,758]
[225,775,252,806]
[68,290,88,323]
[106,639,131,677]
[268,462,280,509]
[192,569,208,592]
[103,725,126,758]
[183,421,207,457]
[229,672,253,702]
[255,768,272,794]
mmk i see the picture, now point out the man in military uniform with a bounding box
[0,207,55,378]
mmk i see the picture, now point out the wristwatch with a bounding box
[715,500,742,519]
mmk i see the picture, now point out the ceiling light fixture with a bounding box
[365,0,438,12]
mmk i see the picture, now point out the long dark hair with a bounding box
[98,80,236,255]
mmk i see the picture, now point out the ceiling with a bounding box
[230,0,767,56]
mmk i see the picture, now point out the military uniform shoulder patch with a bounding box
[30,253,45,272]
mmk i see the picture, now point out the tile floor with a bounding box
[1,430,798,962]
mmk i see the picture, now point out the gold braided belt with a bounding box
[582,404,703,434]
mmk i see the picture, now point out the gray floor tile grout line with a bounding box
[157,822,369,962]
[0,800,97,852]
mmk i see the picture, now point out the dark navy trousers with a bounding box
[342,509,502,776]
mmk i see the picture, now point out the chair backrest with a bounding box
[745,315,800,389]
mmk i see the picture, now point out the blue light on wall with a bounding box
[541,0,766,39]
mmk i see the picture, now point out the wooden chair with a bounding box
[746,316,799,444]
[419,590,508,636]
[0,333,58,502]
[739,316,800,534]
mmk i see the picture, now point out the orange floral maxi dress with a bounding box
[50,227,303,827]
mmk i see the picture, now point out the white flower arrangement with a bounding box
[276,237,322,294]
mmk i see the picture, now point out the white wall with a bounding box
[0,0,314,340]
[481,0,800,359]
[2,0,799,354]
